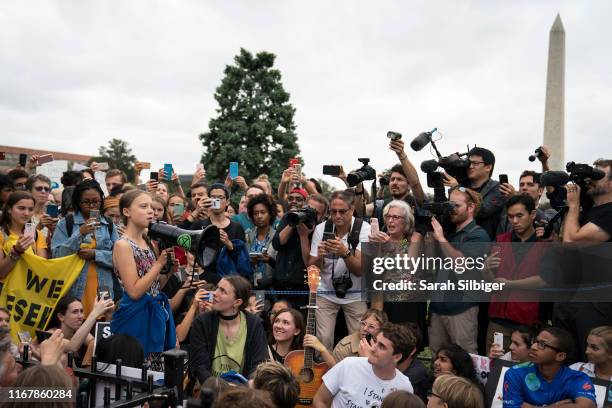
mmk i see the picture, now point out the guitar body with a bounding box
[285,350,329,407]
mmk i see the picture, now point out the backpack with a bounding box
[65,213,114,237]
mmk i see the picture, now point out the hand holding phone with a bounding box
[229,162,239,180]
[322,165,341,176]
[370,218,379,235]
[45,204,59,218]
[499,174,509,185]
[164,164,173,181]
[150,171,159,181]
[494,332,504,349]
[173,202,185,216]
[37,154,54,165]
[24,222,35,239]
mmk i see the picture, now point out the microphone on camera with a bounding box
[410,131,433,151]
[540,171,570,187]
[420,159,440,174]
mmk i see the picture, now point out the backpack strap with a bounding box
[348,218,363,254]
[66,213,74,237]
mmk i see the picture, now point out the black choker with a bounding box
[219,312,240,321]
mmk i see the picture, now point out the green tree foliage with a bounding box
[89,138,137,181]
[200,48,300,188]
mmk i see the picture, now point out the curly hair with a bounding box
[247,194,277,222]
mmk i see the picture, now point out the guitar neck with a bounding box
[303,290,317,368]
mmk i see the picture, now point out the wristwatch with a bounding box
[340,249,351,259]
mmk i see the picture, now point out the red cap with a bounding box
[289,188,308,199]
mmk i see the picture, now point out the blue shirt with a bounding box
[503,362,596,407]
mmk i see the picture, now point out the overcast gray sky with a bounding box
[1,1,610,190]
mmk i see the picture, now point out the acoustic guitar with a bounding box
[284,266,329,407]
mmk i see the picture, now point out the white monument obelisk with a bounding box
[543,14,565,171]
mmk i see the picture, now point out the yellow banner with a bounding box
[0,251,84,344]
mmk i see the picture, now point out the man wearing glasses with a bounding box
[309,190,371,351]
[443,146,506,240]
[503,327,596,408]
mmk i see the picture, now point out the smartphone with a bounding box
[254,290,265,304]
[90,209,101,224]
[499,174,509,185]
[289,158,299,168]
[196,163,204,171]
[173,202,185,216]
[211,198,221,209]
[24,222,35,239]
[45,203,59,218]
[98,162,110,171]
[19,153,27,167]
[229,162,239,180]
[200,292,213,302]
[249,252,263,258]
[387,131,402,140]
[370,218,379,235]
[163,164,173,181]
[365,333,374,345]
[173,247,188,266]
[322,165,341,176]
[98,286,111,300]
[494,332,504,348]
[18,331,31,344]
[150,172,159,181]
[35,330,53,343]
[37,154,54,164]
[323,232,335,241]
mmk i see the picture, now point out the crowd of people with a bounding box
[0,139,611,408]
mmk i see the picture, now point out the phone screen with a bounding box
[150,172,159,181]
[499,174,509,185]
[323,232,335,241]
[229,162,239,179]
[19,153,27,167]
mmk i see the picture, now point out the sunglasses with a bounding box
[34,186,51,193]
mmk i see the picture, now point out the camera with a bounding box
[541,161,606,212]
[420,153,470,186]
[379,174,390,186]
[347,158,376,187]
[528,147,544,162]
[414,201,456,234]
[286,206,318,228]
[387,131,402,141]
[332,274,353,298]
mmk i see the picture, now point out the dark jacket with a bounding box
[189,310,268,383]
[271,215,308,288]
[464,178,506,239]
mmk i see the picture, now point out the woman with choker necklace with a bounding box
[189,275,268,384]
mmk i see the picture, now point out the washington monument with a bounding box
[543,14,565,171]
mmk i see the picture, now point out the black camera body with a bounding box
[347,158,376,187]
[541,161,605,211]
[286,206,318,228]
[332,274,353,298]
[414,201,456,234]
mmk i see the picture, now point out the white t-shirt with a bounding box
[570,361,612,381]
[310,217,371,304]
[323,357,413,408]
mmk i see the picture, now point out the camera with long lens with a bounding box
[286,206,317,228]
[332,274,353,298]
[414,201,457,234]
[541,161,605,207]
[412,128,470,185]
[346,158,376,187]
[148,221,220,273]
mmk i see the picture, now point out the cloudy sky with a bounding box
[1,1,610,190]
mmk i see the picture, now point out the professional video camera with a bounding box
[413,170,456,233]
[148,222,220,272]
[411,128,471,185]
[346,158,376,187]
[286,206,318,228]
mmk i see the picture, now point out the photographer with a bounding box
[555,159,612,360]
[497,170,558,237]
[428,186,490,355]
[355,138,425,226]
[308,190,371,350]
[444,147,506,239]
[271,193,328,310]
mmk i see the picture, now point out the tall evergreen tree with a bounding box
[200,48,300,187]
[89,138,137,181]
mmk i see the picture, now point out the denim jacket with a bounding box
[51,212,119,299]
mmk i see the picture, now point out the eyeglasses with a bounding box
[81,199,102,207]
[330,208,349,215]
[34,186,51,193]
[452,186,479,204]
[384,214,404,221]
[427,392,445,403]
[531,338,562,352]
[14,183,26,190]
[468,160,485,168]
[359,320,379,331]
